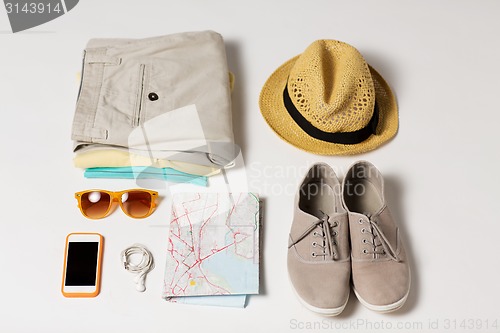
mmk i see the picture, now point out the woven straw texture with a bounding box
[259,40,398,155]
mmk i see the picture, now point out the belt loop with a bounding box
[85,49,122,66]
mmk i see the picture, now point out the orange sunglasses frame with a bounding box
[75,189,158,219]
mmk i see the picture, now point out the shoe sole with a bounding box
[352,264,411,313]
[291,284,349,316]
[353,272,411,313]
[354,287,409,313]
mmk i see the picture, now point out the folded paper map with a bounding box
[163,192,260,306]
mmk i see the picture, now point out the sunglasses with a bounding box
[75,189,158,219]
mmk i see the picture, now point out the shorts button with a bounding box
[148,92,159,101]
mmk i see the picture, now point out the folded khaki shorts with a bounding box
[71,30,239,168]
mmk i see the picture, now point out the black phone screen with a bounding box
[65,242,99,286]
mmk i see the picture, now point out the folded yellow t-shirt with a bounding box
[74,150,220,177]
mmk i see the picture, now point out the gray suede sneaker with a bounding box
[287,163,351,316]
[342,161,410,313]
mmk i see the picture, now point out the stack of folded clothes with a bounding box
[71,31,240,186]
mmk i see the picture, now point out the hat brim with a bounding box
[259,55,398,155]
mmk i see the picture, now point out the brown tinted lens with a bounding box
[121,191,153,218]
[80,191,111,219]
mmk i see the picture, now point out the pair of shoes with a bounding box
[287,161,410,316]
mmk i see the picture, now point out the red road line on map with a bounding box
[198,199,219,260]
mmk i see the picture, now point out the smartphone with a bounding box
[61,233,104,297]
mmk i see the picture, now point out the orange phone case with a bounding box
[61,233,104,298]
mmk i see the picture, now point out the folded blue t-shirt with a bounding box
[84,166,208,187]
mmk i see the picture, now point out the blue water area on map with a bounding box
[201,245,259,294]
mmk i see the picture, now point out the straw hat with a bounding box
[259,40,398,155]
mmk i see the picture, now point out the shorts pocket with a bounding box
[132,64,147,127]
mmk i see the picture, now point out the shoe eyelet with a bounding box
[362,249,368,254]
[361,228,366,233]
[313,231,318,237]
[358,219,363,224]
[312,242,317,247]
[333,221,338,227]
[311,252,317,258]
[332,241,337,246]
[362,239,367,244]
[332,231,337,236]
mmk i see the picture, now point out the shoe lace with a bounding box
[289,212,338,260]
[359,214,400,262]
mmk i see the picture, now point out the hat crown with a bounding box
[287,40,376,133]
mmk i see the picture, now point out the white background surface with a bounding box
[1,1,500,332]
